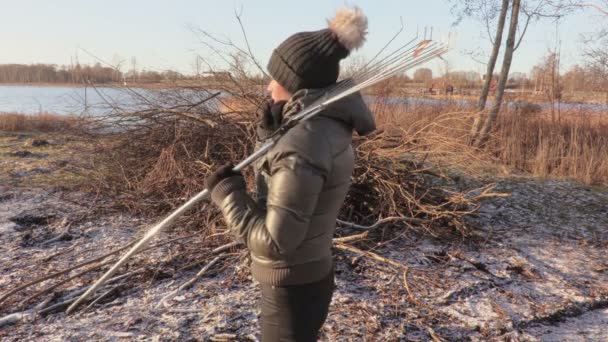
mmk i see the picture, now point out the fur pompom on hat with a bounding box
[267,6,368,93]
[328,6,368,51]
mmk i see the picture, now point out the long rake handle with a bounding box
[66,142,274,313]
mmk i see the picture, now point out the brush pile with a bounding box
[84,82,482,238]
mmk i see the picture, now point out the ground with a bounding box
[0,131,607,341]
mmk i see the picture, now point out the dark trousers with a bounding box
[259,270,335,342]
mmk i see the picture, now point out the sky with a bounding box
[1,0,605,77]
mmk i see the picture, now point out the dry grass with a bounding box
[0,112,79,132]
[370,98,608,185]
[0,132,95,189]
[493,110,608,185]
[370,99,486,170]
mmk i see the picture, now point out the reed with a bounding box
[371,96,608,185]
[0,112,78,132]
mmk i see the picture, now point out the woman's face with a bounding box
[267,79,292,102]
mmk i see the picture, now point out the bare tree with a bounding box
[130,57,138,83]
[582,8,608,102]
[449,0,509,110]
[473,0,522,146]
[450,0,577,145]
[546,0,608,14]
[450,0,515,143]
[478,0,510,111]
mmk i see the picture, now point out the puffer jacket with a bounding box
[210,87,375,286]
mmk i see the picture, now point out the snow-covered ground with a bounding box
[1,133,607,341]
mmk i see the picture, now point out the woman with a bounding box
[205,6,375,341]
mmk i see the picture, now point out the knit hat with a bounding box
[267,7,368,93]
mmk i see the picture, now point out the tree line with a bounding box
[404,55,608,95]
[0,63,192,84]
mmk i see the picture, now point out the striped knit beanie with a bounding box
[267,7,368,93]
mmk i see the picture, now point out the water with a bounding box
[1,85,606,115]
[0,85,144,116]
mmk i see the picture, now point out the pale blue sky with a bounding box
[1,1,604,76]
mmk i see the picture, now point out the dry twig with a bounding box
[157,256,224,308]
[333,242,418,304]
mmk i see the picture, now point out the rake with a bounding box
[67,31,449,313]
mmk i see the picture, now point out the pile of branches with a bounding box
[342,134,475,238]
[81,80,486,237]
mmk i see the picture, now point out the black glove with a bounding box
[205,163,242,192]
[257,99,287,140]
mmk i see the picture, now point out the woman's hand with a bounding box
[205,163,242,192]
